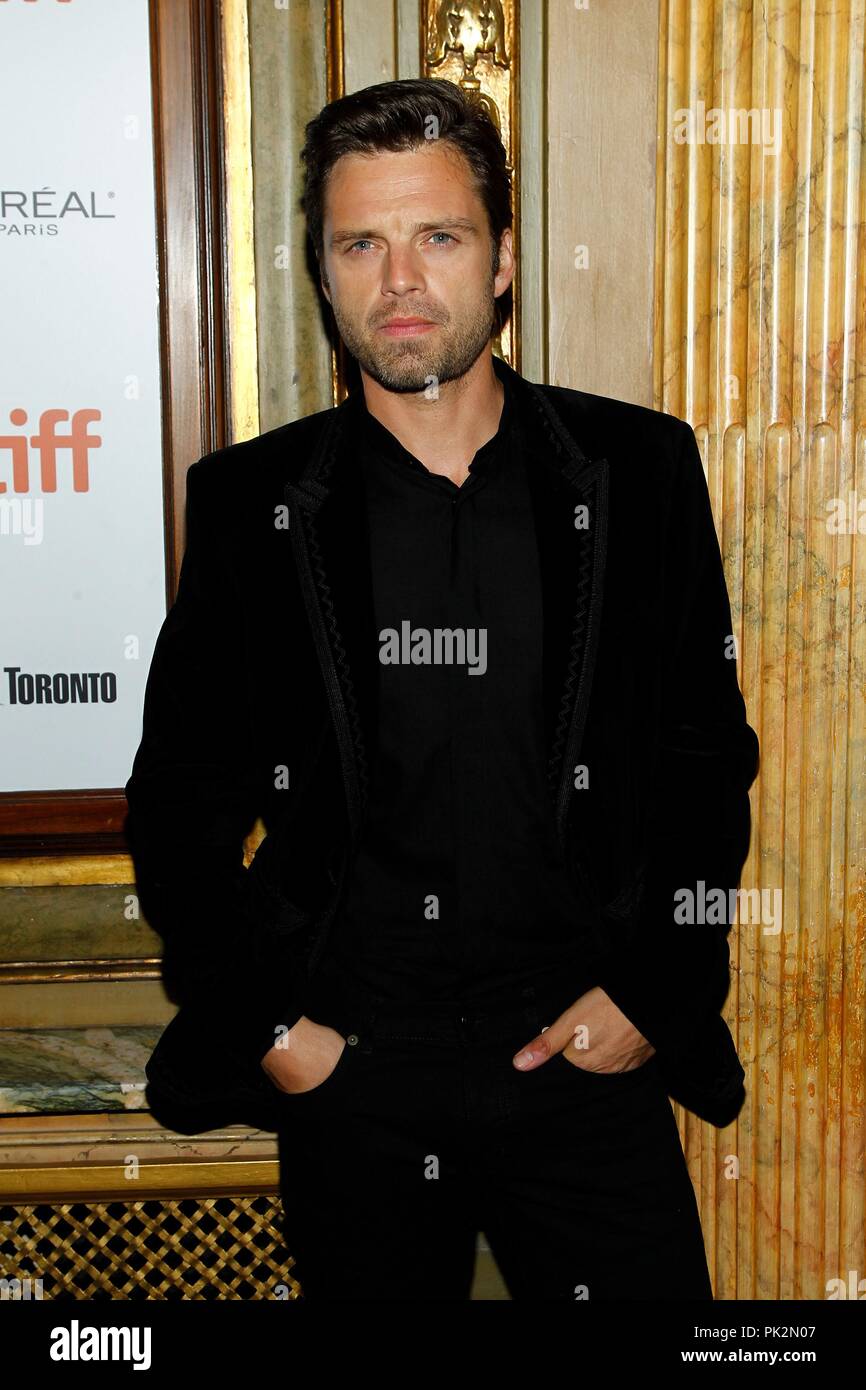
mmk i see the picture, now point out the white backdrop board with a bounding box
[0,0,166,793]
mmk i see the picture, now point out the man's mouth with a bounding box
[378,318,438,337]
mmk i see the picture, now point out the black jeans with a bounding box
[274,974,714,1301]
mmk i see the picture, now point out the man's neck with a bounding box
[358,354,505,488]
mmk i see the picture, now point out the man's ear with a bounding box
[494,228,515,296]
[319,262,331,305]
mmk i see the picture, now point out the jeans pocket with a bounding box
[528,999,656,1082]
[553,1041,657,1081]
[272,1031,362,1102]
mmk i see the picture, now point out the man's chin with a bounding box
[357,351,443,394]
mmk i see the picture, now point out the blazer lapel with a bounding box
[284,356,609,852]
[508,364,610,845]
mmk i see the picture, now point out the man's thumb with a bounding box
[512,1024,575,1070]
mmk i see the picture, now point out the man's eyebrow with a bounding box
[329,217,480,248]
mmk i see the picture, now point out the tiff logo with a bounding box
[0,409,102,493]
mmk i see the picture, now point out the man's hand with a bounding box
[260,1015,347,1094]
[512,987,656,1073]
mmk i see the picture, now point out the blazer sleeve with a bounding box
[124,459,307,1072]
[593,419,760,1058]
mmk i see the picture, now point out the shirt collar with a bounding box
[346,363,514,482]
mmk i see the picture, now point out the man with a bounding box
[125,78,759,1301]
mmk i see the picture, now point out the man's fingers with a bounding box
[512,1024,576,1070]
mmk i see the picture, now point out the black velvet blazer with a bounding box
[125,353,760,1134]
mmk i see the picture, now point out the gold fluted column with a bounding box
[656,0,866,1301]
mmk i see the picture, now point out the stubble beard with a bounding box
[329,278,499,395]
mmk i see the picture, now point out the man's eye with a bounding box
[348,234,455,252]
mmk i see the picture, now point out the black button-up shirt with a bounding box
[312,368,599,1008]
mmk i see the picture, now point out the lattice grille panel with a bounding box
[0,1195,301,1300]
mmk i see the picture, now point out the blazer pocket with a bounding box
[145,1009,285,1135]
[601,861,649,926]
[246,844,316,938]
[655,1015,746,1127]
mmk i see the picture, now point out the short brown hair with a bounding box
[300,77,513,334]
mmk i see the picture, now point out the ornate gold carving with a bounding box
[426,1,511,83]
[422,0,518,368]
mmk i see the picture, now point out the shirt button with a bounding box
[346,1033,359,1046]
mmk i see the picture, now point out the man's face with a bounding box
[318,141,513,393]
